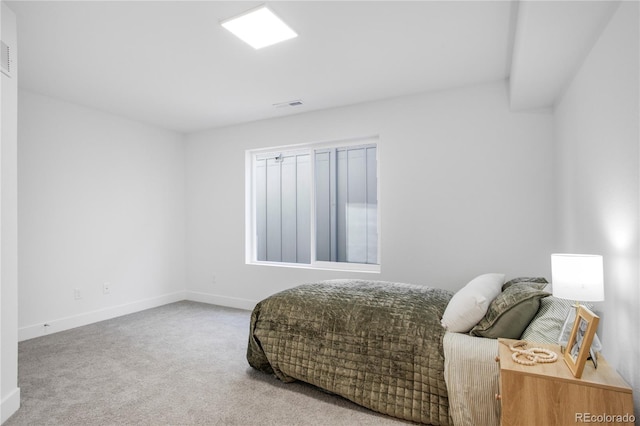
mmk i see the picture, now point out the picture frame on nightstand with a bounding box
[564,305,599,378]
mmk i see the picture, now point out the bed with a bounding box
[247,277,558,425]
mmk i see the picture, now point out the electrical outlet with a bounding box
[212,275,217,284]
[103,282,111,294]
[74,288,82,300]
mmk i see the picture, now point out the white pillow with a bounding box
[441,273,505,333]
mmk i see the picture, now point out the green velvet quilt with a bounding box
[247,279,454,425]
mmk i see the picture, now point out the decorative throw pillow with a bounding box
[469,283,550,339]
[502,277,548,291]
[440,273,505,333]
[521,297,593,344]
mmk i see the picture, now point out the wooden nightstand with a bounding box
[497,338,634,426]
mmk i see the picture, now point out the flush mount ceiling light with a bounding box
[221,5,297,50]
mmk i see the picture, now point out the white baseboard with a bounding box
[18,291,257,342]
[1,387,20,423]
[18,291,187,342]
[185,291,256,311]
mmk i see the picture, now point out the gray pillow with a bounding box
[502,277,548,291]
[469,283,550,339]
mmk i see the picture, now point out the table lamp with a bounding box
[551,253,604,363]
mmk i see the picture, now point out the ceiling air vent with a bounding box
[1,40,12,78]
[273,99,303,109]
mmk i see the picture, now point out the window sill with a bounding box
[246,260,381,274]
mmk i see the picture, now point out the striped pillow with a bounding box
[520,297,591,343]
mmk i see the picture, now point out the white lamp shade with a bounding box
[551,253,604,302]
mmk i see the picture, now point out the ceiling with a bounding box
[6,1,620,134]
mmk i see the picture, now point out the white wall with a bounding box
[554,1,639,415]
[185,81,555,307]
[17,90,187,340]
[1,1,20,422]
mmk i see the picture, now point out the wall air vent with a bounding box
[1,40,12,78]
[273,99,303,109]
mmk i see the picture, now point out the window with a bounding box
[246,137,379,272]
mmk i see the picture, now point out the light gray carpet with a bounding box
[5,301,407,425]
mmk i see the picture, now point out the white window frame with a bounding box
[245,136,381,273]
